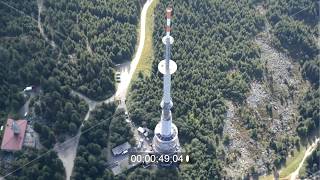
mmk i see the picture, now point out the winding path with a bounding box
[115,0,153,101]
[55,0,154,179]
[70,90,114,121]
[288,138,320,180]
[37,0,56,48]
[54,91,114,180]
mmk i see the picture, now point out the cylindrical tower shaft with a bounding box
[153,7,180,156]
[161,7,173,137]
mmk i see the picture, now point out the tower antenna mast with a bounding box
[152,7,180,163]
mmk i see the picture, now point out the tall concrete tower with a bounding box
[153,7,180,157]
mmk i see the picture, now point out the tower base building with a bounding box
[153,122,180,154]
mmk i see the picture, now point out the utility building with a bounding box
[152,7,180,158]
[112,142,131,156]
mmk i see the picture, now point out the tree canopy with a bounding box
[4,150,65,180]
[128,0,264,178]
[0,0,140,178]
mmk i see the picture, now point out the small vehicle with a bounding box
[143,131,148,137]
[137,127,145,134]
[137,139,144,149]
[115,72,121,82]
[125,112,129,119]
[121,150,128,155]
[116,76,121,83]
[23,85,36,92]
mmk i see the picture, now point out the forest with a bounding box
[3,149,65,180]
[267,0,319,85]
[72,103,135,179]
[267,0,319,84]
[257,0,320,171]
[128,0,319,178]
[128,0,264,178]
[0,0,87,149]
[109,109,135,149]
[72,103,116,179]
[267,0,319,138]
[41,0,140,100]
[0,0,140,178]
[0,0,318,179]
[0,0,140,145]
[300,143,320,178]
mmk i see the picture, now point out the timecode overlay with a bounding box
[129,152,190,165]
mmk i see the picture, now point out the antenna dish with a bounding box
[162,36,174,45]
[158,60,177,75]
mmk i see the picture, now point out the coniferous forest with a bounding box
[128,0,319,179]
[300,143,320,178]
[0,0,140,178]
[129,0,265,178]
[0,0,319,179]
[0,0,140,142]
[266,0,319,139]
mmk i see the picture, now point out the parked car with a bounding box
[115,72,121,82]
[125,111,129,119]
[121,150,128,155]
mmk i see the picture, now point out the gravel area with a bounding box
[247,82,269,108]
[223,8,309,176]
[223,101,272,178]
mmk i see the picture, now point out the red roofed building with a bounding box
[1,119,27,151]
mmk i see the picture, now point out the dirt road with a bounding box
[54,132,80,180]
[115,0,153,100]
[288,138,320,180]
[37,0,56,48]
[55,90,114,180]
[55,0,153,179]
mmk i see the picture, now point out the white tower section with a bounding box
[153,7,180,155]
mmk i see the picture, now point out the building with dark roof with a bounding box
[1,119,27,151]
[112,142,131,156]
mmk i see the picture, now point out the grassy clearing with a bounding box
[279,148,306,178]
[298,161,307,178]
[260,174,274,180]
[132,0,159,80]
[259,147,307,179]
